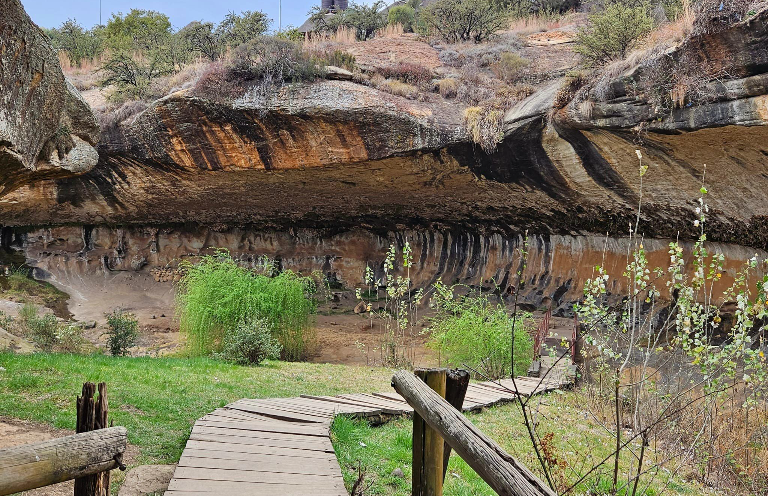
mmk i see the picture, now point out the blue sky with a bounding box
[22,0,323,33]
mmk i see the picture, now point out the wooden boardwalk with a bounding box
[166,364,573,496]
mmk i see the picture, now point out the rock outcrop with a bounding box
[2,2,768,310]
[0,0,99,195]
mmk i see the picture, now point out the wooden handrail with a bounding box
[0,426,127,496]
[392,370,556,496]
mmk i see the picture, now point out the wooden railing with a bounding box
[393,369,556,496]
[0,382,126,496]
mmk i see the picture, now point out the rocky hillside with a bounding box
[1,0,768,314]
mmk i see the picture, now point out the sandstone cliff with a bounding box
[1,2,768,312]
[0,0,99,195]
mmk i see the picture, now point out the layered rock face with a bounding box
[0,0,99,195]
[12,225,767,318]
[2,2,768,312]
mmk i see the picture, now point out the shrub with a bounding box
[464,106,506,153]
[56,324,85,353]
[575,2,655,65]
[45,19,104,67]
[7,270,38,294]
[437,78,458,98]
[177,251,317,361]
[105,309,139,356]
[377,63,433,87]
[178,21,221,61]
[381,80,420,99]
[491,52,529,83]
[194,37,325,102]
[20,305,60,352]
[420,0,508,43]
[323,50,357,71]
[218,318,282,365]
[215,11,272,49]
[428,283,534,379]
[388,5,417,32]
[308,1,387,40]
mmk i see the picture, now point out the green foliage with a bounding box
[323,50,357,71]
[105,309,139,356]
[215,11,272,49]
[177,21,220,61]
[217,317,282,365]
[575,2,655,64]
[100,10,175,100]
[420,0,508,43]
[308,1,387,40]
[104,9,173,53]
[428,283,534,379]
[45,19,104,66]
[275,26,305,42]
[388,5,417,32]
[177,251,316,361]
[19,305,60,352]
[56,324,85,353]
[491,52,529,83]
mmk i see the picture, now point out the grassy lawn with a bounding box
[331,391,710,496]
[0,352,393,464]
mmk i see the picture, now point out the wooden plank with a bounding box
[171,466,343,484]
[254,397,370,416]
[167,479,347,495]
[181,447,338,464]
[227,402,331,423]
[183,440,334,459]
[190,426,331,446]
[195,420,329,437]
[300,395,386,414]
[235,399,341,416]
[188,433,334,453]
[178,454,339,475]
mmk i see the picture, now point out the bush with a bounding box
[381,80,420,98]
[308,1,388,40]
[194,37,325,102]
[45,19,104,67]
[575,2,655,64]
[420,0,508,43]
[177,251,317,361]
[218,318,282,365]
[388,5,417,32]
[20,305,59,352]
[437,78,458,98]
[105,309,139,356]
[428,283,534,379]
[378,63,433,87]
[216,11,272,49]
[56,324,85,353]
[323,50,357,71]
[464,105,505,153]
[491,52,529,83]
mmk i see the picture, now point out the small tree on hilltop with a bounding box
[420,0,508,43]
[215,11,272,49]
[575,1,655,65]
[308,1,386,40]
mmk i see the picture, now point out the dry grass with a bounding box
[436,78,458,98]
[303,26,357,50]
[380,79,419,99]
[508,14,568,36]
[375,23,405,39]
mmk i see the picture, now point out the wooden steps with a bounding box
[169,365,573,495]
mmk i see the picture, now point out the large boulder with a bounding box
[0,0,98,194]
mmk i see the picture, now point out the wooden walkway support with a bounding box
[166,363,574,496]
[393,370,556,496]
[0,427,127,496]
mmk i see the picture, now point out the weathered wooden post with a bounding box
[393,370,556,496]
[413,369,446,496]
[75,382,115,496]
[443,369,469,479]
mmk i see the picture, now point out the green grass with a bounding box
[331,391,708,496]
[0,270,71,318]
[0,352,393,464]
